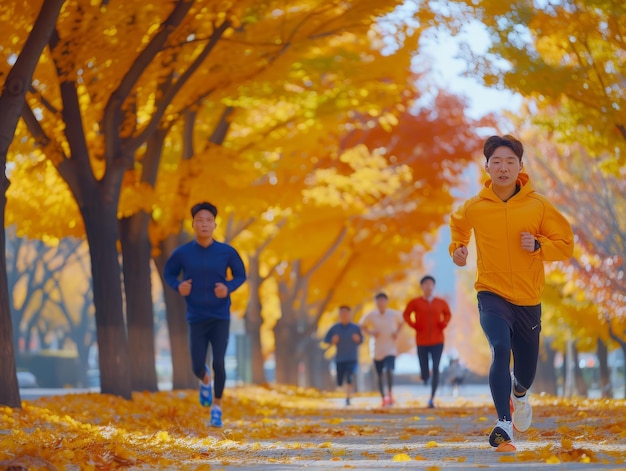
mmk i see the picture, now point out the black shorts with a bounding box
[374,355,395,374]
[477,291,542,342]
[336,361,357,386]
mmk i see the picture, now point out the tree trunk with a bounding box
[0,0,67,408]
[596,338,612,399]
[572,345,589,397]
[533,337,558,395]
[606,323,626,399]
[0,203,20,406]
[614,342,626,400]
[273,318,300,385]
[5,227,22,355]
[564,338,576,397]
[305,338,332,390]
[81,196,132,399]
[76,335,91,388]
[244,255,267,384]
[155,234,196,390]
[120,212,158,392]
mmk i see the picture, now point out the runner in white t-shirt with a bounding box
[359,292,404,406]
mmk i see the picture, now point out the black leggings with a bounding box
[417,343,444,399]
[189,318,230,399]
[478,292,541,421]
[374,356,395,397]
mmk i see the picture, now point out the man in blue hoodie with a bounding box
[324,305,363,406]
[164,202,246,427]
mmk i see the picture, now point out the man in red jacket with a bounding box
[403,275,452,408]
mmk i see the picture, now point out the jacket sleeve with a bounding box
[534,199,574,261]
[225,248,247,293]
[355,325,364,345]
[359,313,372,335]
[402,301,417,328]
[163,250,182,292]
[440,300,452,328]
[324,326,335,344]
[449,202,473,257]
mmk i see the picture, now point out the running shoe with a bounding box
[489,419,514,448]
[209,407,223,427]
[199,365,212,407]
[427,398,435,409]
[511,390,532,432]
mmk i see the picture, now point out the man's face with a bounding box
[339,308,351,325]
[485,146,522,189]
[192,209,216,238]
[421,279,435,298]
[376,297,388,312]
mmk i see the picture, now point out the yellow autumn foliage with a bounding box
[1,387,624,469]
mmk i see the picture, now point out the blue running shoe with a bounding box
[210,407,223,427]
[199,365,212,407]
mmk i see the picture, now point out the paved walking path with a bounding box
[18,384,626,470]
[197,385,625,471]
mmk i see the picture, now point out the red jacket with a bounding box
[403,297,451,347]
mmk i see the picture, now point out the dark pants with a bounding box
[336,361,357,386]
[373,356,395,397]
[478,291,541,421]
[189,317,230,399]
[417,343,444,399]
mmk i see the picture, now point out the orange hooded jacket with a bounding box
[449,173,574,306]
[403,297,451,347]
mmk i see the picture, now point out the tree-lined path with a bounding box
[1,386,625,469]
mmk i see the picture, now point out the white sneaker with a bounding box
[511,391,532,432]
[510,374,532,432]
[489,419,514,448]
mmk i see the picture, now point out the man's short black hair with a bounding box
[483,135,524,161]
[339,305,351,311]
[375,292,388,300]
[191,202,217,218]
[420,275,436,285]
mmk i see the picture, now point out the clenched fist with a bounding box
[214,282,229,298]
[520,232,537,252]
[178,279,192,296]
[453,246,468,267]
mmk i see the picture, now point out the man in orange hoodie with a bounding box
[403,275,451,408]
[449,135,574,451]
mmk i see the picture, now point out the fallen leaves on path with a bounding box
[0,386,624,469]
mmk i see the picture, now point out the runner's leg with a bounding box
[511,304,542,395]
[385,356,395,399]
[374,360,385,398]
[417,346,430,384]
[430,343,444,399]
[208,319,230,403]
[479,310,513,421]
[189,320,211,381]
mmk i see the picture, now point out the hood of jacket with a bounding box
[479,172,533,202]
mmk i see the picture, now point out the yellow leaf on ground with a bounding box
[426,441,438,448]
[392,453,411,462]
[546,455,561,464]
